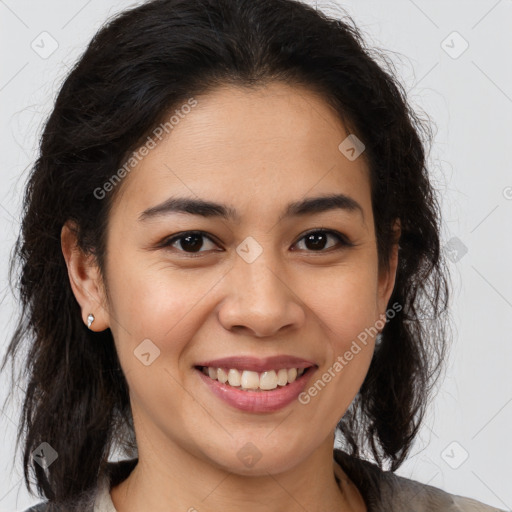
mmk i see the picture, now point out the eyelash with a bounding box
[159,229,354,256]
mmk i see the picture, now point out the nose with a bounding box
[217,252,306,338]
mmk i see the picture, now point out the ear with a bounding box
[61,221,110,331]
[376,218,401,317]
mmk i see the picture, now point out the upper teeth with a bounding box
[202,367,306,391]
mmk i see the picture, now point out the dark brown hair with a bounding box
[2,0,450,507]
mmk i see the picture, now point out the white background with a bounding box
[1,0,511,510]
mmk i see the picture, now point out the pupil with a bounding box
[305,232,327,250]
[181,234,203,252]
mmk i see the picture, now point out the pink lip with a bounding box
[195,366,315,413]
[194,355,316,372]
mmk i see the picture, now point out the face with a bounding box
[73,82,398,475]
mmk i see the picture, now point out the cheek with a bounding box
[296,270,378,420]
[105,249,204,348]
[304,259,381,342]
[297,259,379,398]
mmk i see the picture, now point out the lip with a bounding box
[194,355,316,372]
[195,366,316,413]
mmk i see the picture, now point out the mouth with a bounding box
[194,365,315,392]
[194,363,317,413]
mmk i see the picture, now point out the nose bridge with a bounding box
[234,242,287,310]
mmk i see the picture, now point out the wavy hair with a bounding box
[2,0,450,507]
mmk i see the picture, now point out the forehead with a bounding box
[110,82,372,224]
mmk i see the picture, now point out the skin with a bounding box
[61,81,400,512]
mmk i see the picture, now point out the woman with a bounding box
[1,0,503,510]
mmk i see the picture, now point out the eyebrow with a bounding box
[138,193,365,224]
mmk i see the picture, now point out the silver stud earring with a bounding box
[87,313,95,329]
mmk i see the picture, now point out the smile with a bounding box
[198,366,308,391]
[195,365,315,413]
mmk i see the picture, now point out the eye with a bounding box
[159,228,352,256]
[292,229,352,252]
[161,231,219,254]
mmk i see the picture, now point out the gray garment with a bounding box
[333,448,507,511]
[24,449,506,511]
